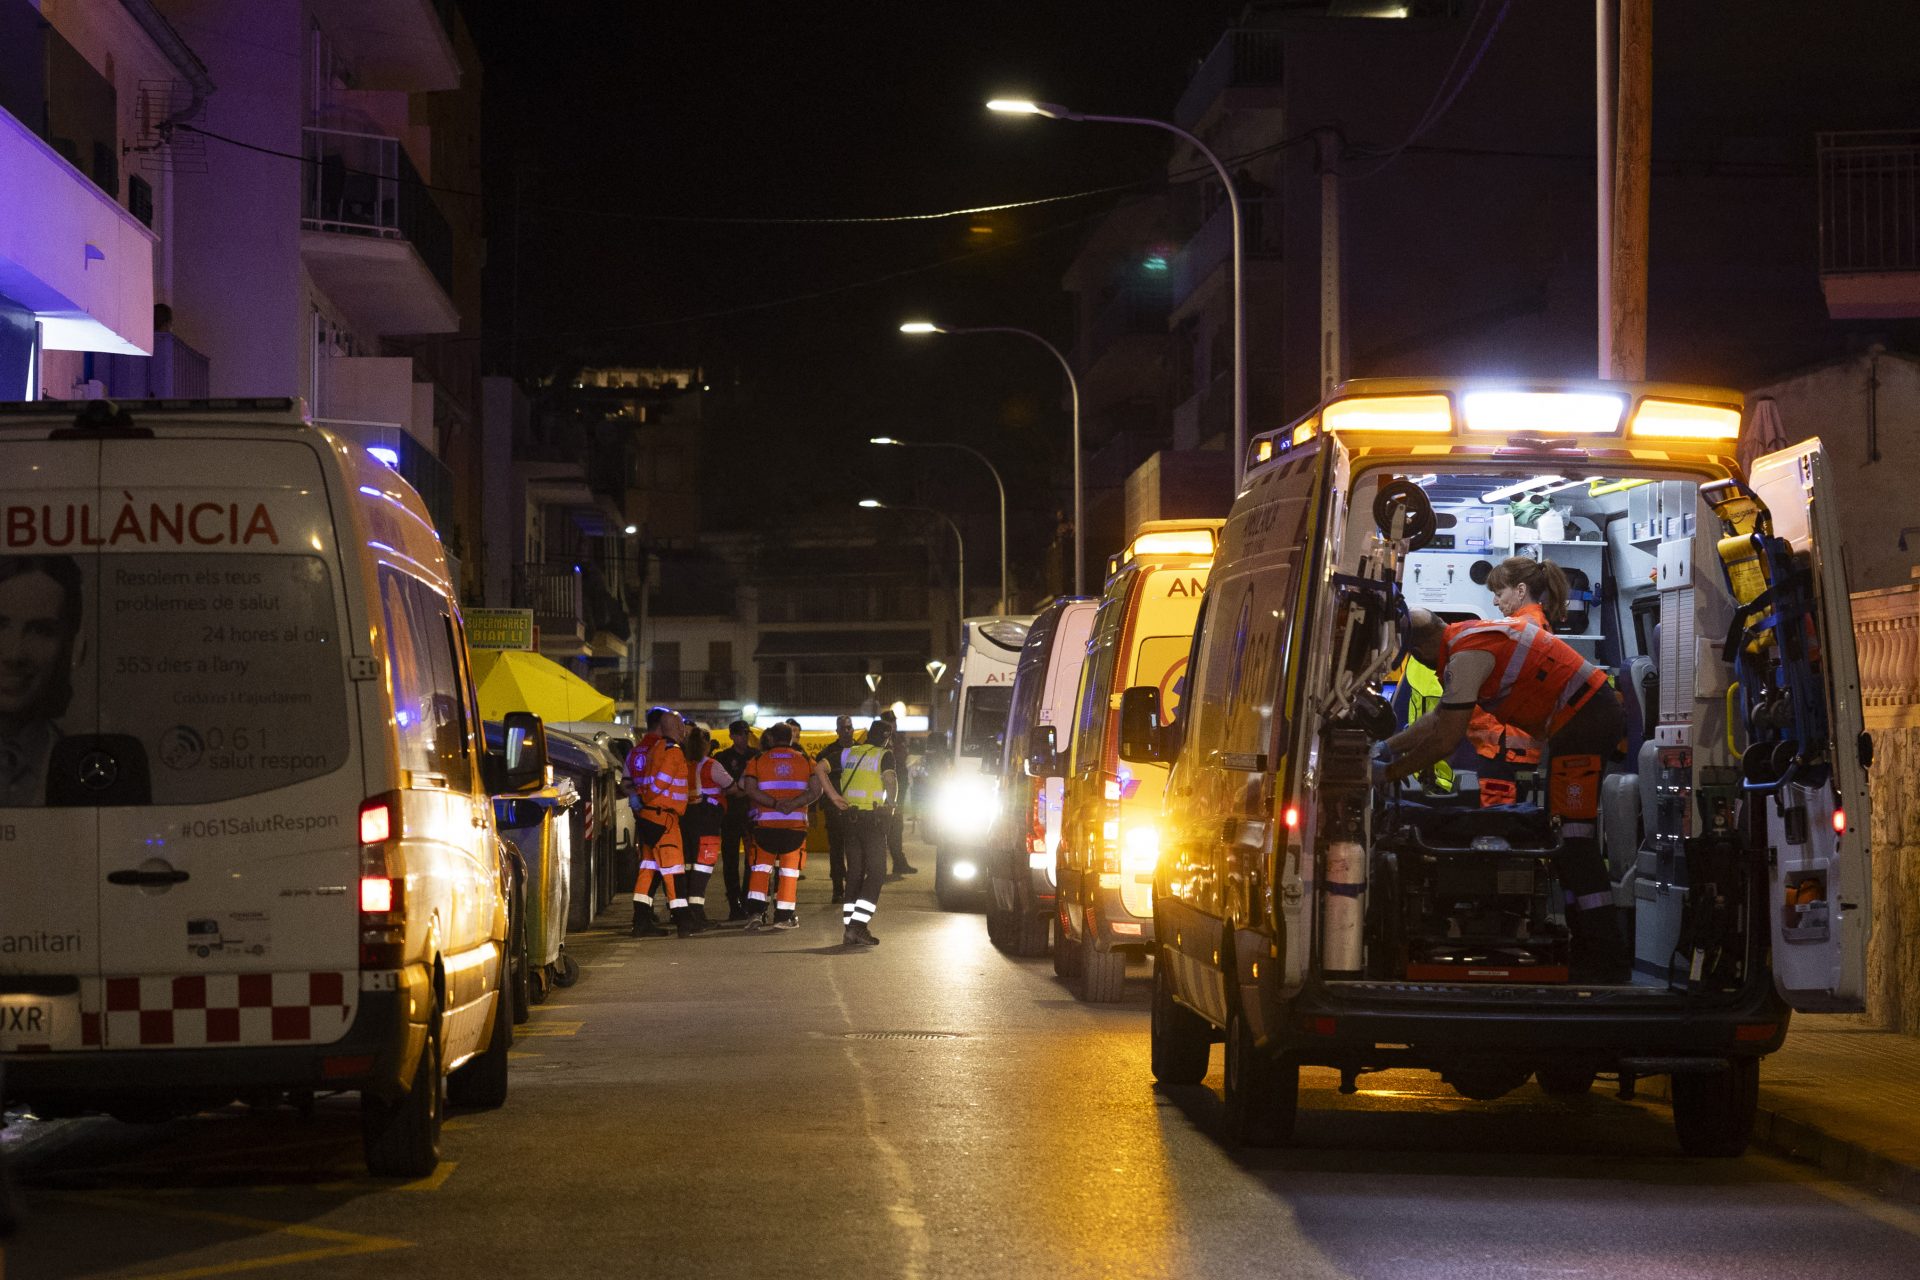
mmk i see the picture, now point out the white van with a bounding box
[1131,379,1869,1156]
[929,615,1032,906]
[0,398,537,1176]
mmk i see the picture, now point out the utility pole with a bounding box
[1609,0,1652,380]
[1595,0,1615,378]
[1316,127,1345,396]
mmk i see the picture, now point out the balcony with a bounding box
[99,333,210,400]
[1081,285,1171,374]
[648,669,743,704]
[300,126,458,337]
[1853,579,1920,732]
[311,0,459,92]
[1818,130,1920,320]
[0,0,117,197]
[1174,28,1286,130]
[1170,196,1281,311]
[757,579,931,625]
[514,563,587,655]
[755,673,934,713]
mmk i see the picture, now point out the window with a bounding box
[128,175,153,227]
[379,567,473,789]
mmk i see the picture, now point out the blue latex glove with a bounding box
[1370,746,1394,786]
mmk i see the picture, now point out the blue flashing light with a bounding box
[368,446,401,468]
[1143,255,1168,273]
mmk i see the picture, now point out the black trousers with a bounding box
[842,809,890,922]
[887,805,907,870]
[720,815,750,908]
[823,805,849,891]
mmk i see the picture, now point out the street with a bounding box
[7,845,1920,1280]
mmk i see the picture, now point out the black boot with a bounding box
[631,902,666,937]
[842,923,862,947]
[673,906,702,938]
[690,902,710,931]
[855,921,880,947]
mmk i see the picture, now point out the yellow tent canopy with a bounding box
[471,649,616,725]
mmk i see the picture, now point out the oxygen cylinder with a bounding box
[1321,839,1368,975]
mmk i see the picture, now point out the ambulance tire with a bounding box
[1222,1006,1297,1148]
[449,977,512,1111]
[362,999,444,1177]
[508,884,532,1025]
[1079,943,1126,1003]
[1151,962,1211,1086]
[1053,912,1082,981]
[1671,1057,1759,1158]
[1011,907,1050,958]
[985,891,1009,950]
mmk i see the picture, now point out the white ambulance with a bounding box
[0,398,537,1176]
[929,615,1032,906]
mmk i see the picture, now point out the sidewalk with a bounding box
[1638,1013,1920,1201]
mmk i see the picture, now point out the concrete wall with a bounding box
[1855,581,1920,1032]
[1747,351,1920,593]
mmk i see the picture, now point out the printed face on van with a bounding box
[0,555,82,729]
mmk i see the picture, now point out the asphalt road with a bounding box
[7,843,1920,1280]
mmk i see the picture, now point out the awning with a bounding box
[471,649,615,725]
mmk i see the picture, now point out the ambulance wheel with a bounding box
[1671,1057,1759,1157]
[1151,962,1211,1086]
[449,975,512,1110]
[1222,1006,1297,1148]
[1536,1064,1597,1097]
[985,890,1010,950]
[1053,911,1082,980]
[362,1001,444,1177]
[1011,907,1050,958]
[1079,942,1126,1003]
[508,890,532,1024]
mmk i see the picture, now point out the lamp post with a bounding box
[987,97,1246,493]
[899,322,1084,596]
[860,499,965,653]
[870,435,1007,612]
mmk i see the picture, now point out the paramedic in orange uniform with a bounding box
[630,709,695,936]
[1467,556,1567,806]
[739,722,821,930]
[1384,608,1628,982]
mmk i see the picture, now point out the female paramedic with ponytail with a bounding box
[1466,556,1569,806]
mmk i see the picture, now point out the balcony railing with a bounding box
[100,333,210,401]
[301,125,454,296]
[1853,580,1920,731]
[514,563,585,644]
[0,0,118,196]
[758,580,931,625]
[1170,197,1281,307]
[648,670,742,703]
[1175,27,1286,129]
[1819,131,1920,274]
[397,431,455,543]
[1083,286,1171,365]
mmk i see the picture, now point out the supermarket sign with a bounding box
[466,608,536,651]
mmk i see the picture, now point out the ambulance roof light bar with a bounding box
[1461,390,1626,435]
[1123,523,1219,563]
[1628,397,1742,440]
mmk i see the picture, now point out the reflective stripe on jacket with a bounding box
[1440,617,1606,739]
[639,739,689,815]
[745,747,813,828]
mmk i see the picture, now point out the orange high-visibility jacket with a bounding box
[638,738,689,816]
[744,747,813,828]
[1467,602,1548,763]
[1440,616,1607,740]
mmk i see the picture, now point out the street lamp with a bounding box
[860,499,966,640]
[869,435,1008,612]
[898,322,1084,596]
[988,97,1247,493]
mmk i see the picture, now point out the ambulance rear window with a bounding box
[105,554,349,803]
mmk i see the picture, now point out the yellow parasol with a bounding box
[470,649,616,724]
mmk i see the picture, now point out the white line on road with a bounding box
[827,964,931,1280]
[1752,1152,1920,1240]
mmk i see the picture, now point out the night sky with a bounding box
[468,1,1237,547]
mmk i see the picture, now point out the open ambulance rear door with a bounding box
[1748,438,1872,1012]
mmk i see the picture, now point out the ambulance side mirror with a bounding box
[1024,725,1064,778]
[486,711,550,795]
[1118,687,1169,764]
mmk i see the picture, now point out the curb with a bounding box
[1635,1076,1920,1204]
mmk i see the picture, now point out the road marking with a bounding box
[1754,1153,1920,1240]
[312,1161,458,1194]
[516,1020,582,1037]
[48,1192,411,1277]
[507,1050,542,1059]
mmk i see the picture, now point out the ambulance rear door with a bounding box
[1748,438,1872,1011]
[89,437,364,1051]
[0,434,102,1056]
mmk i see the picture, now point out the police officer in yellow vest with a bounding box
[837,720,898,947]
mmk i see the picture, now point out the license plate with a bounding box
[0,994,79,1050]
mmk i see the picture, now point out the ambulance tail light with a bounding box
[359,792,406,969]
[1627,398,1742,441]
